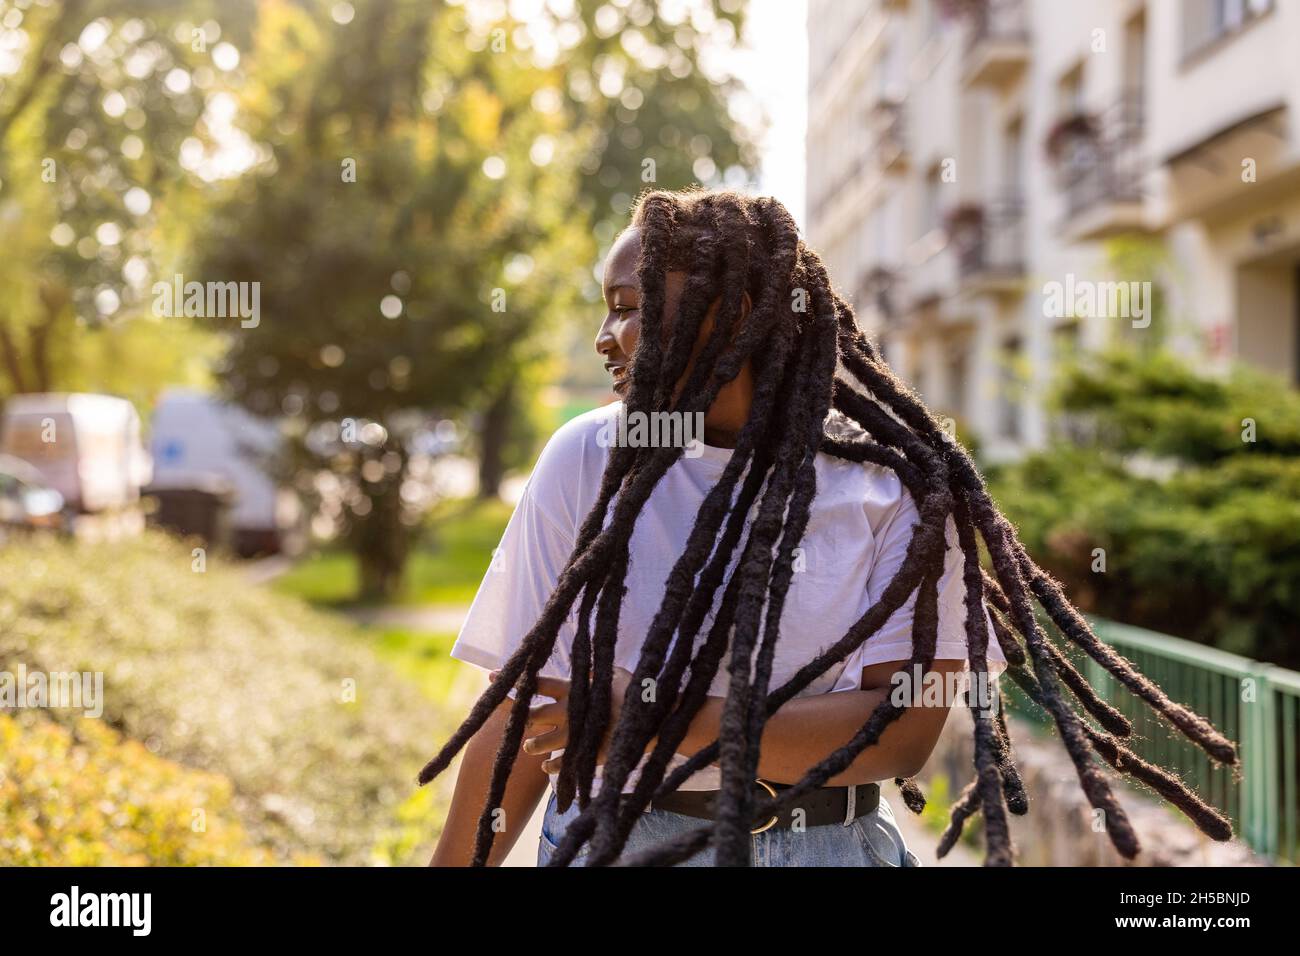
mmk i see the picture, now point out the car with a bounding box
[0,453,68,538]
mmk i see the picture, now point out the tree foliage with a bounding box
[987,350,1300,668]
[0,0,243,403]
[193,0,756,597]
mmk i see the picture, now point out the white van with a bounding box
[149,389,300,555]
[0,393,152,513]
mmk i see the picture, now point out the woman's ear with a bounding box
[733,290,753,341]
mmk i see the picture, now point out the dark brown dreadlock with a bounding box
[417,189,1238,867]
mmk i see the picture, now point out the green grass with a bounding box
[370,628,465,703]
[916,771,982,852]
[275,498,514,608]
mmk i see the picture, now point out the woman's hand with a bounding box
[491,667,634,774]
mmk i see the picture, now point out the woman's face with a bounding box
[595,225,690,398]
[595,224,754,442]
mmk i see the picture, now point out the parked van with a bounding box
[148,390,300,556]
[0,393,151,513]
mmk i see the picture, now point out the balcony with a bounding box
[1054,95,1148,241]
[950,197,1025,294]
[854,266,904,331]
[871,96,908,172]
[1164,105,1290,224]
[962,0,1029,89]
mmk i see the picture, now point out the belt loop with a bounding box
[842,783,856,827]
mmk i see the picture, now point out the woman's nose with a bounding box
[595,319,618,358]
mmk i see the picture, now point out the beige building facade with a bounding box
[807,0,1299,459]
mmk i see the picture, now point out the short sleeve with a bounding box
[450,431,584,682]
[837,486,1008,687]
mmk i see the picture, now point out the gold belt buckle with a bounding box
[750,778,779,835]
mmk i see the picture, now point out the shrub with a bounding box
[0,711,296,865]
[986,351,1300,668]
[0,533,457,864]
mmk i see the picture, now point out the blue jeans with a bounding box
[537,789,922,867]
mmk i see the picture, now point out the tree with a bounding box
[468,0,758,494]
[196,0,757,598]
[195,0,592,598]
[0,0,245,405]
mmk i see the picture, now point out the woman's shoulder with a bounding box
[522,402,620,526]
[819,410,909,495]
[536,401,621,471]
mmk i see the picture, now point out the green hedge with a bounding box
[0,533,457,864]
[986,351,1300,669]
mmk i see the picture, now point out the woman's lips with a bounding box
[605,362,629,393]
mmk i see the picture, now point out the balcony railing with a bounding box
[962,0,1029,87]
[855,266,903,327]
[1005,615,1300,864]
[952,196,1025,285]
[1060,93,1144,217]
[872,97,908,171]
[1060,93,1145,221]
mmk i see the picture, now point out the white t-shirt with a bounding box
[451,401,1007,789]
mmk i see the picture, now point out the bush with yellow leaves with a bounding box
[0,711,301,865]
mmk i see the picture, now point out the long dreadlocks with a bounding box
[417,189,1238,867]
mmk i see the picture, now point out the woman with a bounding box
[425,189,1236,868]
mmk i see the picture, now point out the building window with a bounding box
[946,347,969,417]
[925,0,942,38]
[997,335,1024,441]
[922,165,943,238]
[1123,10,1147,102]
[1056,61,1084,116]
[1182,0,1274,60]
[1002,116,1024,191]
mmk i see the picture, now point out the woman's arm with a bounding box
[429,696,551,866]
[677,658,964,786]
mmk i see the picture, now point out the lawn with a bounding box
[371,628,466,704]
[275,497,514,608]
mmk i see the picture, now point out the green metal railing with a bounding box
[1006,616,1300,864]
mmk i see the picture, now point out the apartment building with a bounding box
[807,0,1299,460]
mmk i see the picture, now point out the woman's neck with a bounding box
[700,366,754,449]
[702,425,740,449]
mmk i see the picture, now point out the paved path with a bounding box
[243,553,296,586]
[342,603,472,633]
[891,797,980,867]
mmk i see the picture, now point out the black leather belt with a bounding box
[649,779,880,833]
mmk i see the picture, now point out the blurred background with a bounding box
[0,0,1296,867]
